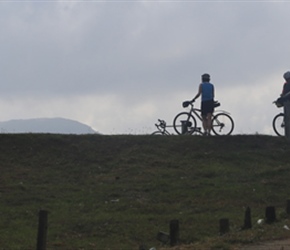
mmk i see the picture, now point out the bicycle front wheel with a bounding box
[212,113,234,135]
[173,112,197,135]
[272,113,284,136]
[151,131,165,135]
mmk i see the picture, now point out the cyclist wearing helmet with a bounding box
[191,73,215,136]
[282,71,290,100]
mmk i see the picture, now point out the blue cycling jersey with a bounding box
[201,82,214,101]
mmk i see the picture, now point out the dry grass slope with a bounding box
[0,134,290,249]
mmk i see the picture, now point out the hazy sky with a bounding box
[0,0,289,135]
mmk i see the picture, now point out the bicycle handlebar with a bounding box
[183,100,220,108]
[182,101,193,108]
[156,119,166,128]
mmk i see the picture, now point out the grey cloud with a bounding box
[0,1,289,99]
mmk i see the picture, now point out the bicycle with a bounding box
[152,119,203,135]
[173,101,234,135]
[151,119,172,135]
[272,99,285,136]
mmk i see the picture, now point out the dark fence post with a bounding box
[170,220,179,246]
[181,121,188,134]
[219,218,229,235]
[36,210,48,250]
[284,100,290,139]
[243,207,252,229]
[265,206,276,223]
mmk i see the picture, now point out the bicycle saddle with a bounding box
[214,101,220,108]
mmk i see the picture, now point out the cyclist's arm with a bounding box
[191,84,202,102]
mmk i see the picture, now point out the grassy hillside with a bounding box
[1,134,290,250]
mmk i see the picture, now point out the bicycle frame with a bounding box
[191,107,202,122]
[156,102,234,136]
[188,105,231,121]
[175,102,234,135]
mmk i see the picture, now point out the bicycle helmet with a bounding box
[202,73,210,81]
[283,71,290,80]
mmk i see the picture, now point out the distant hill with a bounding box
[0,118,98,134]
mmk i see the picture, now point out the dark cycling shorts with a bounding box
[201,100,214,117]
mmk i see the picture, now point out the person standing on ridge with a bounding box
[191,73,215,136]
[274,71,290,108]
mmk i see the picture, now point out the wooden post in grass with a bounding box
[284,100,290,139]
[243,207,252,229]
[265,206,276,223]
[219,218,229,235]
[170,220,179,246]
[36,210,48,250]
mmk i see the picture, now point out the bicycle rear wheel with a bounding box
[212,113,234,135]
[272,113,284,136]
[173,112,197,135]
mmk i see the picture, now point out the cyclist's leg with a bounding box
[201,114,207,134]
[201,113,212,135]
[201,100,214,135]
[207,100,214,134]
[206,113,213,134]
[201,102,208,134]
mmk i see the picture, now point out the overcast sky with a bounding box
[0,0,289,135]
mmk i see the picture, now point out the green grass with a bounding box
[1,134,290,249]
